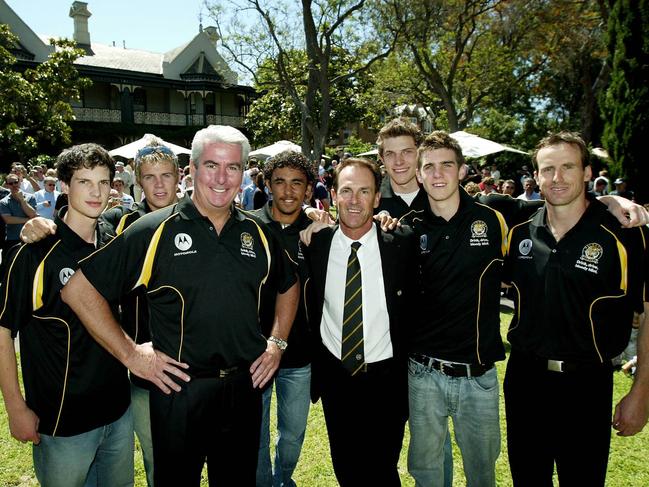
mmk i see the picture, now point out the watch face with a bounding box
[270,336,287,350]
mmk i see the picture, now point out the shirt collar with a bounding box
[336,222,377,249]
[54,207,106,250]
[531,197,606,231]
[262,202,311,230]
[176,194,244,222]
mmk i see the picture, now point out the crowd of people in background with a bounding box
[0,121,648,487]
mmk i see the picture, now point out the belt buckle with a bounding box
[439,361,450,375]
[547,359,563,373]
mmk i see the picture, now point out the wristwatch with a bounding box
[268,336,288,351]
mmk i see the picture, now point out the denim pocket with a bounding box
[408,357,427,377]
[468,367,498,392]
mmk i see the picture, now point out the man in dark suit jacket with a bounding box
[301,157,417,487]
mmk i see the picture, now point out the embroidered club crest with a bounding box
[471,220,488,238]
[241,232,254,250]
[581,243,603,263]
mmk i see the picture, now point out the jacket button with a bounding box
[397,290,402,296]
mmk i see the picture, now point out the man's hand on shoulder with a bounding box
[20,217,57,243]
[599,195,649,228]
[304,206,335,225]
[374,210,400,232]
[299,221,331,246]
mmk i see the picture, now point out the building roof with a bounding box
[39,35,164,74]
[1,0,241,86]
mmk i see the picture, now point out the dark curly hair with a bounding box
[263,150,316,184]
[56,143,115,184]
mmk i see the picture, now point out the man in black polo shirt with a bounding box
[61,125,299,487]
[503,132,649,486]
[20,136,181,487]
[253,150,315,487]
[0,143,132,487]
[405,131,507,487]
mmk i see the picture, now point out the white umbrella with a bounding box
[450,131,527,158]
[109,134,192,159]
[249,140,302,159]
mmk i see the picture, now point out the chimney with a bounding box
[204,26,220,46]
[69,2,92,46]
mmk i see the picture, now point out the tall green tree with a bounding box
[372,0,610,143]
[207,0,395,161]
[601,0,649,202]
[245,49,374,148]
[0,25,90,165]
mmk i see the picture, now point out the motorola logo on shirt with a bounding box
[518,239,533,259]
[174,233,193,251]
[59,268,75,285]
[173,233,198,257]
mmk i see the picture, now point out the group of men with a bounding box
[0,119,648,487]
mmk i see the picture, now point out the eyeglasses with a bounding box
[6,181,19,186]
[136,145,176,160]
[46,184,56,187]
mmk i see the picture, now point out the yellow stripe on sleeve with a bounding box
[32,241,62,311]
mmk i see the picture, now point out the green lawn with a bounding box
[2,310,648,486]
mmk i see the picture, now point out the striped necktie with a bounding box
[341,241,364,375]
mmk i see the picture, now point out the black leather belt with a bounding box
[193,365,242,379]
[411,354,493,378]
[545,358,612,373]
[512,351,613,373]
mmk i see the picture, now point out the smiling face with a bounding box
[66,166,112,223]
[138,159,179,211]
[535,142,591,208]
[380,135,419,193]
[332,163,380,240]
[268,166,308,223]
[417,148,466,205]
[190,141,243,217]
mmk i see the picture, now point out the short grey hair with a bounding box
[191,125,250,168]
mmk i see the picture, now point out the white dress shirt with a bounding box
[320,224,393,363]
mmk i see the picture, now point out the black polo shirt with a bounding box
[504,200,648,363]
[80,196,297,376]
[474,192,543,227]
[102,199,151,235]
[376,176,429,219]
[407,189,508,364]
[102,200,156,389]
[252,203,312,368]
[0,211,130,437]
[101,200,153,344]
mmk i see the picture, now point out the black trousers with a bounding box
[318,347,408,487]
[504,350,613,487]
[150,370,261,487]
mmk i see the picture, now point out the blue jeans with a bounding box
[408,358,500,487]
[33,407,134,487]
[256,365,311,487]
[131,383,154,486]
